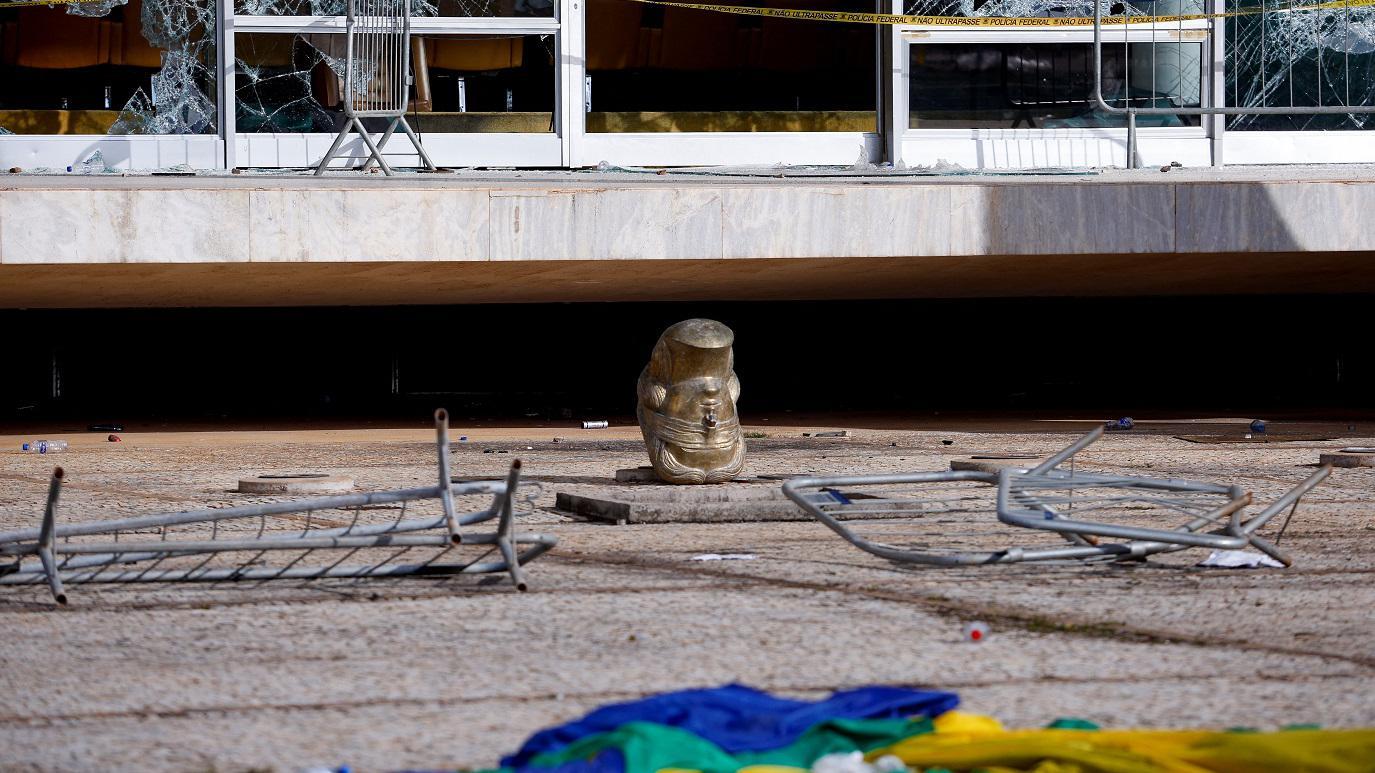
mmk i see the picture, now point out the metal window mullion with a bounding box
[1210,0,1225,164]
[218,0,237,169]
[557,0,581,167]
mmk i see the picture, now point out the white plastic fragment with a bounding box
[689,553,757,561]
[1197,550,1285,569]
[811,751,908,773]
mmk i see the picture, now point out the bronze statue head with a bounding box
[636,319,745,484]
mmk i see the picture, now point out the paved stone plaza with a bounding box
[1,418,1373,771]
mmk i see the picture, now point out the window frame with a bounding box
[226,0,567,168]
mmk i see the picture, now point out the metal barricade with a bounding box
[0,410,555,604]
[1092,0,1375,166]
[314,0,437,175]
[783,426,1330,567]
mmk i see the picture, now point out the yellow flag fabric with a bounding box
[875,712,1375,773]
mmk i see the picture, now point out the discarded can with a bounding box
[962,621,989,643]
[582,420,609,429]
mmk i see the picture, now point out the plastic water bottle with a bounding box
[21,440,68,454]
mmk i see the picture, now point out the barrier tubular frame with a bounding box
[782,426,1331,567]
[1092,0,1375,167]
[313,0,437,176]
[0,409,555,604]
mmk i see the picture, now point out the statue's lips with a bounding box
[646,412,740,452]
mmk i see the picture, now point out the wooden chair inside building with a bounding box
[411,36,525,112]
[0,1,164,132]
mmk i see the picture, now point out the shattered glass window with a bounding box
[1227,0,1375,129]
[233,0,553,17]
[234,33,555,132]
[910,42,1203,128]
[0,0,216,135]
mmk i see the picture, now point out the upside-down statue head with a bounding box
[637,319,744,484]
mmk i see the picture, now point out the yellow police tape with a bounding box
[622,0,1375,26]
[5,0,1373,23]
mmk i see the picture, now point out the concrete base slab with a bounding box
[1174,434,1337,444]
[237,474,355,494]
[950,454,1041,473]
[556,487,808,524]
[614,466,659,483]
[1318,449,1375,468]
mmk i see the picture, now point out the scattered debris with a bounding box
[20,441,67,454]
[582,420,610,429]
[804,431,849,438]
[151,164,196,176]
[107,435,122,443]
[1107,416,1135,431]
[689,553,757,561]
[941,439,954,446]
[962,621,990,643]
[87,423,125,432]
[1198,550,1285,569]
[67,151,112,175]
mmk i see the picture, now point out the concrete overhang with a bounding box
[2,166,1374,308]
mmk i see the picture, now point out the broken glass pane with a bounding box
[0,0,216,135]
[234,33,556,132]
[1227,0,1375,128]
[900,0,1374,129]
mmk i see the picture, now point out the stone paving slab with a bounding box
[1,421,1373,771]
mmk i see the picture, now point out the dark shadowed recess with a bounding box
[1,295,1371,426]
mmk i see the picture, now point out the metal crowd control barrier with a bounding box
[0,410,555,604]
[314,0,437,175]
[783,426,1331,567]
[1092,0,1375,167]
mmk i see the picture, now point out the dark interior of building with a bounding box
[1,296,1370,428]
